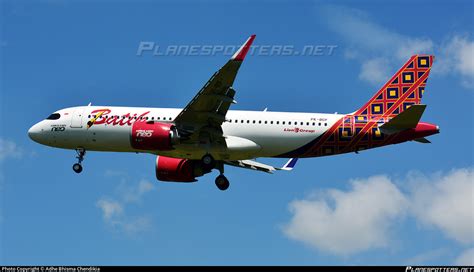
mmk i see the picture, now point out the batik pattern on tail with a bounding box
[278,55,434,158]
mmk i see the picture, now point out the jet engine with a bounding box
[155,156,209,182]
[131,121,179,150]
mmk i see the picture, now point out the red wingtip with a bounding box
[231,34,256,61]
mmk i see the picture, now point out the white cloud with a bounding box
[283,175,408,256]
[359,58,391,86]
[455,248,474,265]
[120,179,154,203]
[0,138,22,161]
[319,5,406,54]
[319,5,434,62]
[437,35,474,87]
[96,198,123,221]
[397,39,434,60]
[96,197,151,234]
[120,216,152,234]
[282,167,474,257]
[319,4,473,89]
[96,176,155,235]
[410,168,474,244]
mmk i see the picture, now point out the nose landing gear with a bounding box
[72,148,86,173]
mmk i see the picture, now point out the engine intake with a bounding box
[131,121,179,151]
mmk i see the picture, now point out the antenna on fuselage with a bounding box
[87,102,92,106]
[263,108,268,112]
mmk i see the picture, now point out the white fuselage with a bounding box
[28,106,343,160]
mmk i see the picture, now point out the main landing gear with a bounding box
[201,154,230,191]
[214,161,229,191]
[215,174,230,191]
[201,154,216,171]
[72,148,86,174]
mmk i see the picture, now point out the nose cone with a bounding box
[28,123,42,143]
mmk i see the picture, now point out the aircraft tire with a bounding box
[215,175,230,191]
[73,163,83,173]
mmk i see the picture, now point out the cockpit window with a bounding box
[46,113,61,120]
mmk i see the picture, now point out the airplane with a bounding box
[28,35,439,191]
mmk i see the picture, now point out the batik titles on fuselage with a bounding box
[87,108,152,128]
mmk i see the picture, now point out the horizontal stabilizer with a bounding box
[414,137,431,143]
[379,104,426,135]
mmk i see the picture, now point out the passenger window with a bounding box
[247,120,250,123]
[312,122,315,126]
[241,120,244,123]
[270,121,273,124]
[253,120,256,124]
[277,121,279,125]
[264,121,267,124]
[259,121,262,124]
[289,121,292,125]
[301,122,304,125]
[283,121,285,125]
[325,123,327,126]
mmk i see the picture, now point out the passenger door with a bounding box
[70,107,85,128]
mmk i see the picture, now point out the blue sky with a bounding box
[1,0,473,265]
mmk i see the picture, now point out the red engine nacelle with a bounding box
[155,156,208,182]
[131,121,179,151]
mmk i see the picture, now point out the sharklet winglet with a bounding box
[278,158,298,171]
[231,34,256,61]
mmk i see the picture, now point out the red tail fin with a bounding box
[355,55,434,119]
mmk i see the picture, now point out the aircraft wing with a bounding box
[224,158,298,174]
[173,35,256,141]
